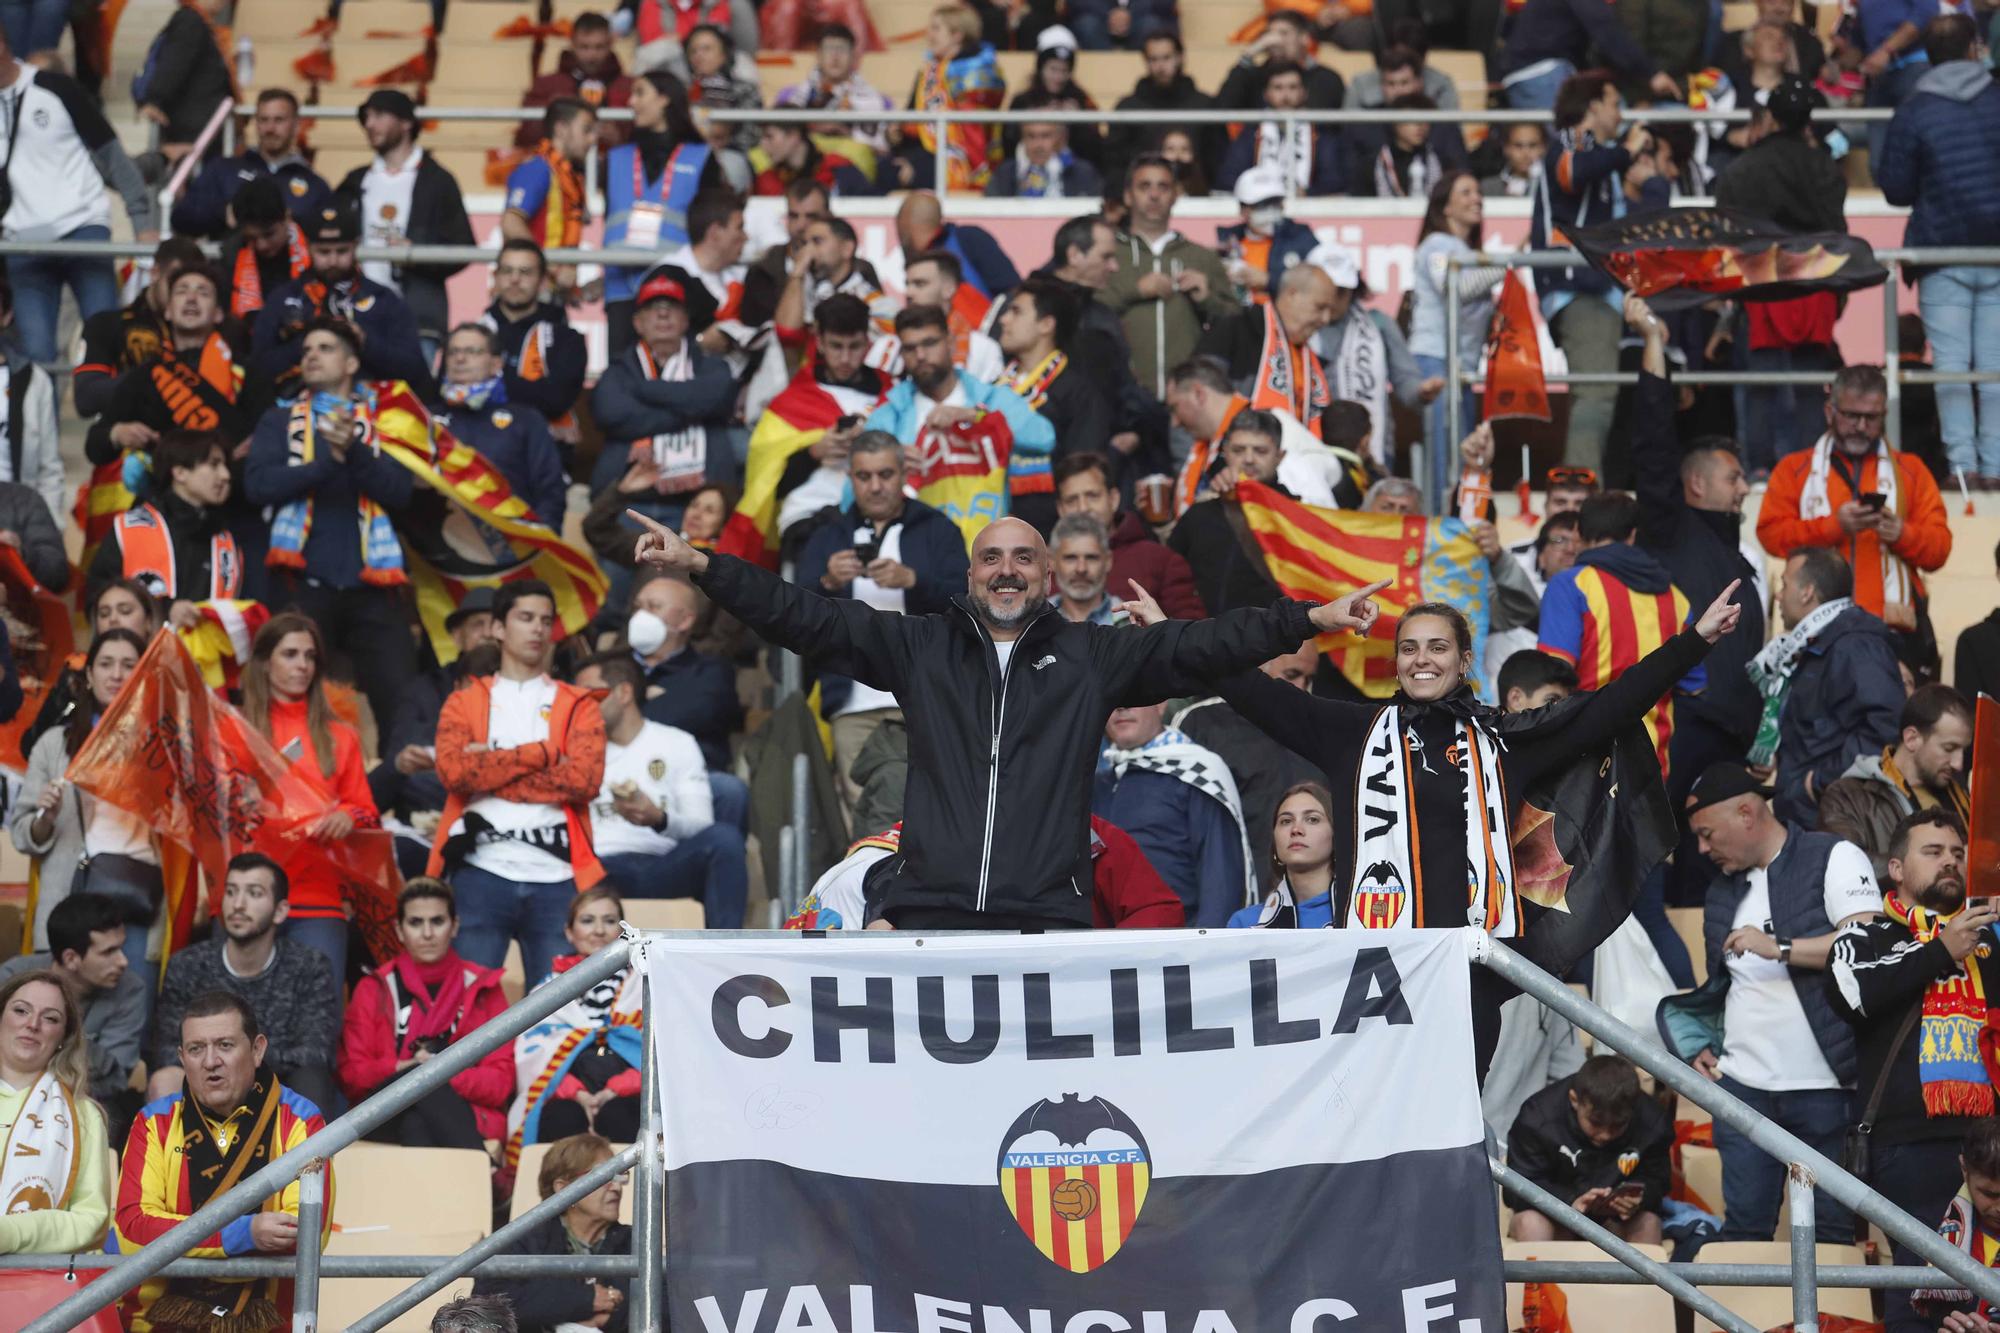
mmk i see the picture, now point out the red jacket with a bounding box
[1091,815,1185,928]
[337,954,514,1140]
[515,52,634,150]
[1109,510,1206,622]
[262,697,379,919]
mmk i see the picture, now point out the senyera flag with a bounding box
[1232,478,1491,699]
[66,630,403,964]
[1565,207,1890,311]
[648,930,1504,1331]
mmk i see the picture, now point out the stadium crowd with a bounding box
[0,0,1999,1328]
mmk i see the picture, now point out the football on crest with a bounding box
[1050,1177,1098,1221]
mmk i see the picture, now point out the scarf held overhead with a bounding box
[1881,892,1996,1118]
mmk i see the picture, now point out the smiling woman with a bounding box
[0,969,111,1256]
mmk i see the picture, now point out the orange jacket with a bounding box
[262,697,378,918]
[1755,445,1951,620]
[427,676,607,888]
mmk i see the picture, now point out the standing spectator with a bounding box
[1669,762,1876,1244]
[437,323,567,528]
[1216,11,1346,113]
[1054,452,1204,620]
[1955,539,2000,700]
[0,967,112,1256]
[894,191,1020,303]
[1499,0,1683,108]
[220,178,312,322]
[1167,410,1290,613]
[1858,0,1941,163]
[773,24,896,158]
[341,89,476,361]
[503,100,600,285]
[602,70,723,361]
[373,590,497,879]
[993,275,1115,505]
[1108,32,1220,179]
[1050,514,1124,624]
[1876,13,2000,490]
[507,889,641,1151]
[1217,59,1345,196]
[431,581,608,987]
[1163,356,1365,514]
[1714,78,1849,474]
[0,0,62,58]
[250,202,434,397]
[131,0,231,169]
[146,856,342,1113]
[482,240,589,439]
[987,122,1102,197]
[0,893,148,1112]
[1004,27,1104,167]
[1505,1055,1671,1243]
[475,1133,630,1333]
[1310,249,1434,472]
[1094,703,1250,927]
[1483,514,1580,690]
[1104,155,1239,401]
[890,5,1004,193]
[115,991,329,1330]
[1411,171,1500,472]
[658,190,757,380]
[1342,82,1471,199]
[516,12,634,150]
[0,281,62,522]
[172,89,331,240]
[798,432,970,807]
[1217,165,1319,304]
[1532,72,1653,469]
[1819,684,1971,875]
[1758,547,1907,828]
[245,317,420,734]
[74,236,201,419]
[1757,364,1953,641]
[1066,0,1175,49]
[1717,0,1826,92]
[0,27,158,368]
[1482,122,1547,198]
[87,429,239,613]
[1829,807,1996,1331]
[573,654,746,926]
[338,879,513,1149]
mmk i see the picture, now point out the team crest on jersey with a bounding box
[1617,1151,1640,1177]
[290,177,309,197]
[996,1094,1151,1274]
[355,296,376,313]
[647,758,666,780]
[1352,860,1408,928]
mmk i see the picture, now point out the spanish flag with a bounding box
[74,458,135,592]
[740,362,888,567]
[179,599,271,692]
[1233,478,1491,699]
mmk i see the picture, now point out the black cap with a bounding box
[1685,760,1774,814]
[306,199,360,244]
[358,88,419,130]
[445,586,498,631]
[1761,76,1817,133]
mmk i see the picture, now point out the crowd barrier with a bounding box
[15,928,2000,1333]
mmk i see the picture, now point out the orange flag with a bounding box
[1484,269,1552,423]
[1971,694,2000,898]
[66,631,403,963]
[1518,1278,1572,1333]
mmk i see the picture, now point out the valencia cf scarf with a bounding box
[1916,1186,2000,1318]
[1249,303,1330,433]
[267,391,408,586]
[149,332,241,432]
[230,221,307,318]
[1882,892,1995,1117]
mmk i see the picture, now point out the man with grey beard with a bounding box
[629,510,1379,929]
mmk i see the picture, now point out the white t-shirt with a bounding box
[834,522,905,719]
[592,721,712,858]
[993,639,1017,675]
[461,675,573,883]
[359,147,424,292]
[1717,837,1880,1091]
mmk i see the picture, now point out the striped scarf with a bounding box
[267,390,408,585]
[1882,891,1995,1117]
[1250,302,1331,431]
[1745,596,1852,767]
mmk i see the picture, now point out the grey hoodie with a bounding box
[1914,57,1994,101]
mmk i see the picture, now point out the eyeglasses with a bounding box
[1545,467,1599,487]
[1831,405,1885,425]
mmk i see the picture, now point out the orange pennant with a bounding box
[1484,270,1552,423]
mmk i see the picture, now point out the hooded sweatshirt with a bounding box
[1875,60,2000,249]
[1099,230,1239,400]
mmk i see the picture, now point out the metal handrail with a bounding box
[158,97,238,227]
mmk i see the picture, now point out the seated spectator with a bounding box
[994,276,1115,515]
[1108,32,1220,180]
[86,427,238,621]
[589,270,737,536]
[798,432,970,805]
[1166,409,1291,614]
[433,1294,521,1333]
[171,88,330,240]
[1041,214,1158,461]
[0,281,64,522]
[633,0,762,78]
[1482,122,1547,198]
[574,654,747,926]
[1217,11,1347,112]
[1956,539,2000,701]
[1094,702,1250,927]
[1505,1055,1671,1242]
[503,100,600,297]
[116,990,328,1329]
[74,236,203,420]
[603,71,727,361]
[1217,60,1344,196]
[482,240,588,442]
[1228,780,1333,926]
[476,1133,630,1333]
[1499,0,1681,109]
[338,879,512,1149]
[509,889,643,1154]
[1767,549,1912,827]
[901,249,1005,381]
[772,23,895,157]
[627,568,745,777]
[437,323,567,529]
[432,581,607,988]
[0,968,112,1254]
[987,121,1102,198]
[1819,683,1971,876]
[147,855,341,1113]
[685,23,762,153]
[220,177,311,322]
[751,122,875,197]
[1717,0,1825,94]
[0,893,148,1116]
[131,0,230,172]
[1351,24,1461,108]
[888,6,1005,192]
[1066,0,1174,50]
[1347,93,1467,198]
[1050,513,1125,625]
[1164,357,1363,514]
[1172,653,1324,893]
[768,216,896,354]
[738,178,832,334]
[373,588,498,878]
[1219,165,1319,303]
[250,202,434,399]
[516,11,633,151]
[893,191,1020,303]
[1004,27,1104,167]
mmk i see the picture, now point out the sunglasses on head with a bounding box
[1546,467,1599,488]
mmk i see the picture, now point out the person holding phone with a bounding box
[1504,1055,1673,1243]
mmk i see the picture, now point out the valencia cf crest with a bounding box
[289,177,308,197]
[1617,1151,1640,1177]
[492,409,513,429]
[996,1094,1150,1274]
[1352,860,1408,929]
[647,758,666,781]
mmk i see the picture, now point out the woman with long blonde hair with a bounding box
[0,969,111,1254]
[895,4,1004,191]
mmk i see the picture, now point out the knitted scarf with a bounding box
[266,389,409,585]
[148,332,241,433]
[441,372,507,413]
[1882,891,1995,1117]
[383,952,473,1059]
[1744,596,1852,767]
[230,221,307,318]
[1249,302,1330,429]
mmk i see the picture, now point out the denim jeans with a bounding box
[709,770,749,833]
[1742,342,1840,474]
[0,0,68,57]
[1919,265,2000,478]
[601,824,749,928]
[1503,58,1576,111]
[6,223,119,367]
[281,916,350,1020]
[450,863,577,987]
[1712,1074,1854,1243]
[1871,1138,1967,1331]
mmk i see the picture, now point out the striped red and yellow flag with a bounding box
[1233,479,1491,699]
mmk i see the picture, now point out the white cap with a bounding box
[1307,242,1362,290]
[1233,164,1288,207]
[1037,24,1079,56]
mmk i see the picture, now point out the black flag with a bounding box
[1566,207,1889,311]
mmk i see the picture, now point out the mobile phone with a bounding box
[836,414,863,432]
[853,526,883,567]
[1861,492,1887,511]
[1613,1182,1645,1201]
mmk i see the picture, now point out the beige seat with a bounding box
[511,1140,637,1222]
[320,1228,481,1332]
[433,39,541,94]
[1691,1241,1873,1330]
[244,38,332,89]
[1504,1240,1676,1328]
[311,148,375,185]
[333,1143,494,1236]
[1681,1142,1724,1219]
[1429,49,1490,109]
[869,0,940,42]
[759,56,809,102]
[416,87,525,152]
[337,0,434,37]
[1179,8,1245,46]
[1183,48,1242,103]
[327,35,429,89]
[865,46,928,105]
[236,2,329,42]
[1722,1,1761,32]
[445,0,542,42]
[620,898,707,930]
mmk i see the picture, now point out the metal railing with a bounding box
[158,98,237,231]
[1437,245,2000,514]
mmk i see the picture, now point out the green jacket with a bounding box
[1098,228,1240,400]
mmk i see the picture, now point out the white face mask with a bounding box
[1249,204,1285,235]
[627,609,669,657]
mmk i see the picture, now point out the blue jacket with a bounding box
[1216,126,1345,196]
[1216,218,1318,296]
[251,275,435,399]
[1228,886,1332,929]
[1500,0,1661,80]
[1775,604,1906,826]
[908,222,1020,300]
[589,342,737,496]
[1091,764,1245,928]
[1530,128,1631,297]
[171,150,330,239]
[1876,60,2000,250]
[435,398,566,529]
[637,646,740,771]
[243,399,417,590]
[864,371,1056,499]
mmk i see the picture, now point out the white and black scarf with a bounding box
[1328,310,1389,467]
[1745,594,1853,767]
[1101,727,1256,909]
[1256,120,1315,195]
[633,342,709,491]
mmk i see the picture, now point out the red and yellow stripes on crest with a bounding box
[1003,1162,1149,1273]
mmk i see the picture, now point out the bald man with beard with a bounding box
[631,510,1375,929]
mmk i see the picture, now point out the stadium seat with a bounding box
[321,1228,482,1332]
[334,1144,495,1237]
[511,1140,637,1222]
[414,87,524,151]
[1691,1242,1873,1330]
[446,0,542,42]
[1429,49,1490,109]
[1667,906,1708,985]
[327,35,429,89]
[237,1,330,42]
[502,939,527,1004]
[759,56,809,102]
[1178,9,1244,46]
[1503,1239,1675,1327]
[869,0,938,43]
[1183,48,1242,101]
[1722,2,1760,31]
[311,148,376,184]
[337,0,435,37]
[244,39,332,90]
[548,0,609,33]
[620,898,707,930]
[1681,1142,1724,1218]
[433,39,541,94]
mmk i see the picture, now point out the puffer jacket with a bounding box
[1775,606,1906,827]
[1876,59,2000,250]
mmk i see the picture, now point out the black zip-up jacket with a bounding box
[1504,1075,1674,1216]
[337,155,477,344]
[694,553,1321,925]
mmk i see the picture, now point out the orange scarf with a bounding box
[1171,395,1249,515]
[1248,303,1329,432]
[230,221,307,318]
[531,141,587,249]
[148,332,240,431]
